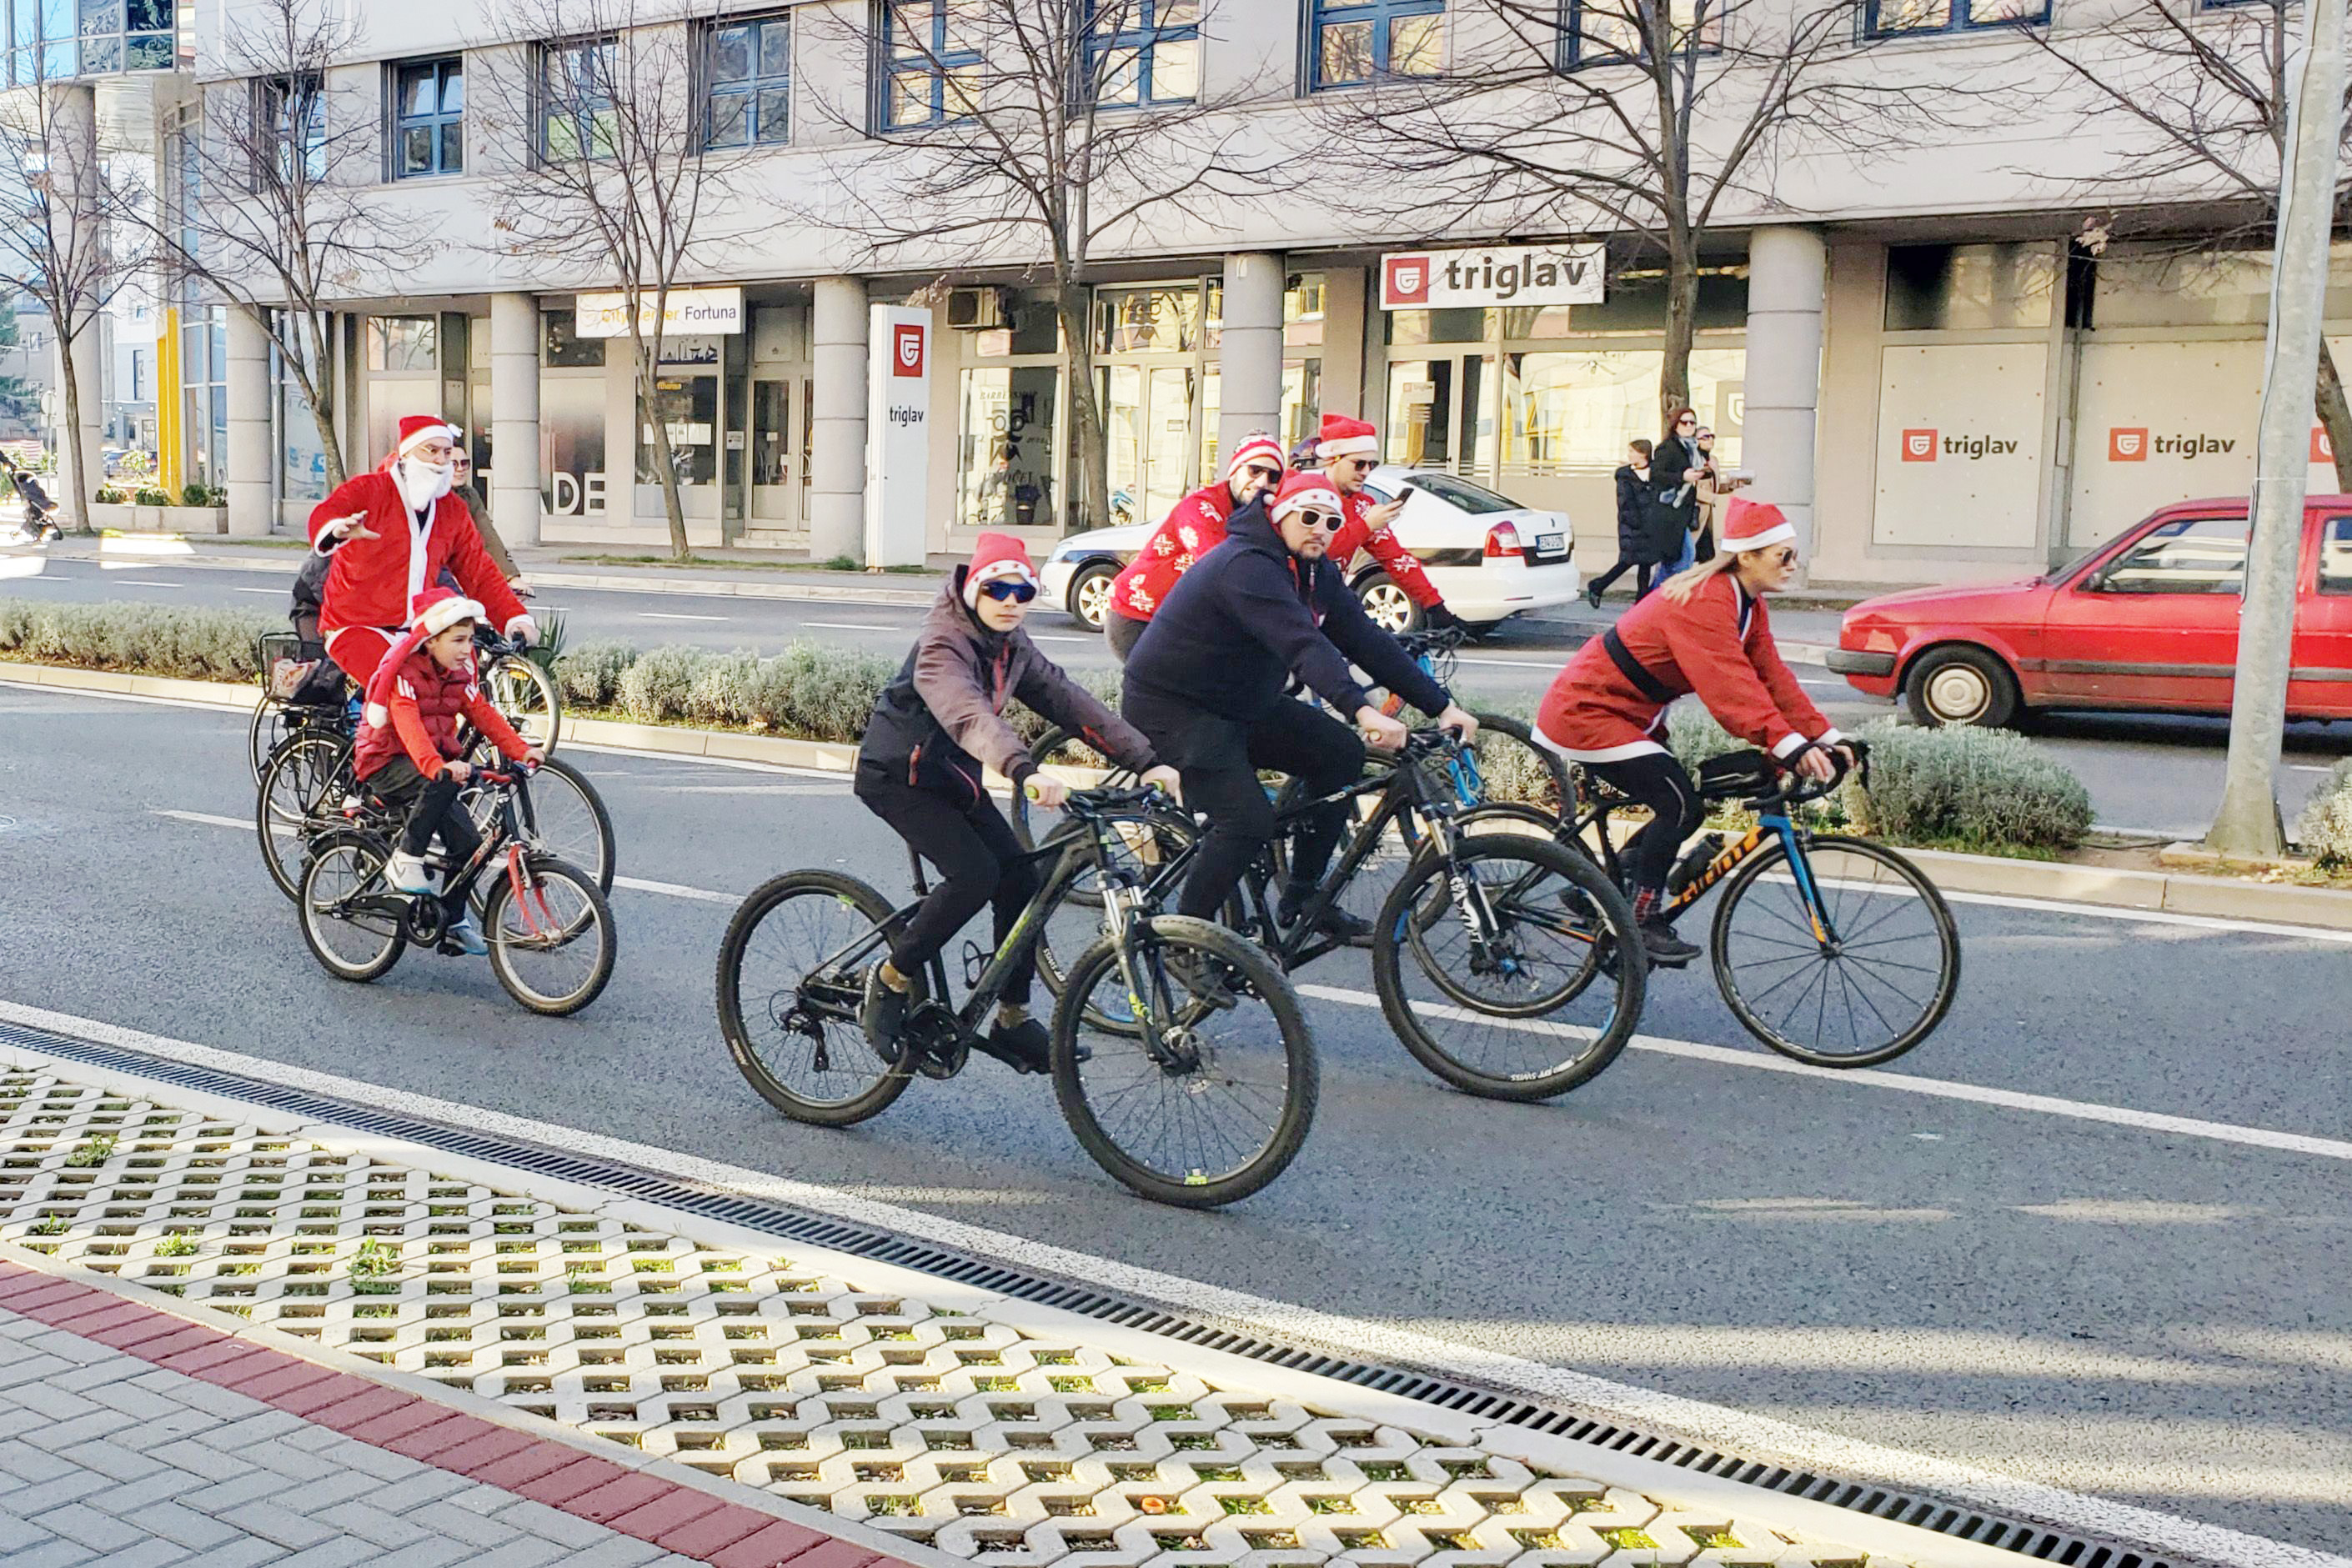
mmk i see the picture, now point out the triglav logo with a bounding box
[2316,426,2335,463]
[1384,255,1431,306]
[1901,428,1937,463]
[892,323,925,378]
[2109,428,2147,462]
[2109,426,2234,460]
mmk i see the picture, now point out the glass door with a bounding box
[751,378,798,524]
[1384,353,1491,475]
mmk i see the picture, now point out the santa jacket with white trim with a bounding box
[1537,572,1837,762]
[1109,482,1236,622]
[351,622,532,784]
[306,472,527,640]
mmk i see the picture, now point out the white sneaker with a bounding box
[442,914,488,956]
[383,850,437,894]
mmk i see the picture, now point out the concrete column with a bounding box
[809,276,870,562]
[46,83,103,523]
[1743,226,1828,568]
[223,306,272,537]
[1219,252,1285,461]
[489,293,542,544]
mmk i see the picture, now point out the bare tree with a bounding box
[474,0,745,560]
[0,71,145,531]
[2028,0,2352,489]
[800,0,1284,534]
[1316,0,1955,429]
[148,0,424,492]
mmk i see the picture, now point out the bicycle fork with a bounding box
[1768,816,1838,949]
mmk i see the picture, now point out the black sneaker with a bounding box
[1638,917,1702,967]
[980,1017,1054,1075]
[861,968,911,1055]
[1283,901,1373,946]
[1585,584,1604,610]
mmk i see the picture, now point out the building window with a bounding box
[258,74,326,184]
[542,38,618,159]
[1310,0,1442,88]
[1563,0,1721,66]
[1087,0,1199,107]
[6,0,174,83]
[880,0,982,130]
[393,57,463,178]
[1867,0,2044,36]
[707,14,790,146]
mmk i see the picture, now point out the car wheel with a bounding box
[1904,645,2020,729]
[1357,573,1424,635]
[1069,563,1118,631]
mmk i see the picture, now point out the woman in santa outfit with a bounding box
[1101,433,1286,660]
[1309,413,1454,630]
[307,415,534,692]
[1536,497,1849,965]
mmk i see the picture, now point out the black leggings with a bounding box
[1126,694,1366,921]
[855,769,1041,1005]
[369,758,483,915]
[1582,750,1703,895]
[1588,559,1657,600]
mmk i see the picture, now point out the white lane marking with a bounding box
[557,740,850,781]
[110,579,183,588]
[613,874,734,904]
[1295,985,2352,1163]
[0,999,2335,1568]
[154,809,288,839]
[802,621,894,632]
[228,586,287,595]
[1456,654,1564,670]
[639,611,727,622]
[1934,886,2352,944]
[1032,634,1090,644]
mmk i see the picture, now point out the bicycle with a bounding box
[715,784,1317,1209]
[298,764,616,1016]
[251,624,559,783]
[1032,730,1647,1103]
[1568,740,1960,1068]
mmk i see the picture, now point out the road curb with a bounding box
[14,654,2352,934]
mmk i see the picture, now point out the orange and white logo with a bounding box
[892,323,925,378]
[2109,428,2148,462]
[1900,428,1936,463]
[1383,255,1431,306]
[2314,426,2334,463]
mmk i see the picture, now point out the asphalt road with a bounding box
[4,684,2350,1560]
[4,544,2346,838]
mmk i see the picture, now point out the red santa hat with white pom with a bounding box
[1313,413,1380,462]
[1720,495,1796,554]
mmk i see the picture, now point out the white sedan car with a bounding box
[1039,465,1579,634]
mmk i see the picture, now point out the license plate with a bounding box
[1536,534,1563,554]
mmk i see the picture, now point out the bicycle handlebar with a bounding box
[1773,738,1869,807]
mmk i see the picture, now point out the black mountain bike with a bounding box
[1031,731,1647,1102]
[716,785,1317,1209]
[1569,741,1961,1067]
[298,765,616,1015]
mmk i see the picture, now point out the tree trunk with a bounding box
[634,338,692,560]
[1658,239,1700,435]
[56,329,90,535]
[1057,283,1109,532]
[2318,334,2352,492]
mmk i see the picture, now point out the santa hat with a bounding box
[1721,496,1796,554]
[1314,413,1380,462]
[962,531,1038,608]
[387,415,458,465]
[412,584,486,637]
[1269,470,1344,523]
[1225,433,1285,482]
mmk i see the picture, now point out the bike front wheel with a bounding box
[298,830,406,983]
[1372,834,1645,1101]
[484,854,615,1016]
[1713,834,1960,1068]
[717,870,914,1127]
[1053,915,1316,1209]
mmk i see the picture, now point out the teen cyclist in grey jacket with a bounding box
[855,533,1179,1073]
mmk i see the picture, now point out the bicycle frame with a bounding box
[1578,777,1848,945]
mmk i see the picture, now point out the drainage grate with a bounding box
[1,1020,2184,1568]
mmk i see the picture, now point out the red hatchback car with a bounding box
[1832,498,2352,727]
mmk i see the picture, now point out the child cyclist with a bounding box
[351,586,544,954]
[855,534,1180,1074]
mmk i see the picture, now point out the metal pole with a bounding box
[2208,0,2348,857]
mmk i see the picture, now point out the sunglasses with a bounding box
[1293,508,1344,532]
[1345,458,1377,473]
[1766,547,1798,567]
[1244,463,1281,482]
[979,579,1038,604]
[1675,418,1697,428]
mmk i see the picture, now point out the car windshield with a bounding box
[1404,473,1521,515]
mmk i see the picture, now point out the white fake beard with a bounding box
[393,456,454,513]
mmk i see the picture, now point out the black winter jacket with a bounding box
[1123,498,1451,724]
[1612,464,1652,557]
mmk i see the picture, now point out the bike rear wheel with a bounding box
[1466,713,1573,819]
[484,854,614,1016]
[258,732,354,900]
[1372,834,1645,1101]
[717,870,915,1126]
[298,831,406,983]
[1052,915,1316,1208]
[1712,834,1960,1068]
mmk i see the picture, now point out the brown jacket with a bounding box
[860,571,1155,803]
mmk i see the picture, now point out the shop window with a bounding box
[1310,0,1444,88]
[542,37,618,160]
[1885,243,2055,331]
[392,57,464,178]
[958,365,1059,528]
[880,0,982,129]
[542,312,606,368]
[1563,0,1721,68]
[1499,349,1658,470]
[1098,286,1201,353]
[1087,0,1199,106]
[366,317,437,373]
[1867,0,2044,36]
[2318,517,2352,595]
[540,376,608,518]
[2091,244,2352,329]
[2094,516,2246,595]
[258,73,327,184]
[1387,308,1495,346]
[707,13,790,147]
[638,376,719,486]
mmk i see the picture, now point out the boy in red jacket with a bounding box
[352,588,544,954]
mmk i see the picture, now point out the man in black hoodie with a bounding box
[1125,471,1478,939]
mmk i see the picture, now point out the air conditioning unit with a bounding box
[946,287,1008,330]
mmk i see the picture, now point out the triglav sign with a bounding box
[1380,245,1606,309]
[575,287,745,338]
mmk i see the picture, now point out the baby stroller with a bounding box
[7,465,58,543]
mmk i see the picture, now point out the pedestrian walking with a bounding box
[1690,425,1743,565]
[1586,439,1667,606]
[451,447,531,598]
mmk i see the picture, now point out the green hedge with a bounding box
[0,598,278,682]
[2296,759,2352,866]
